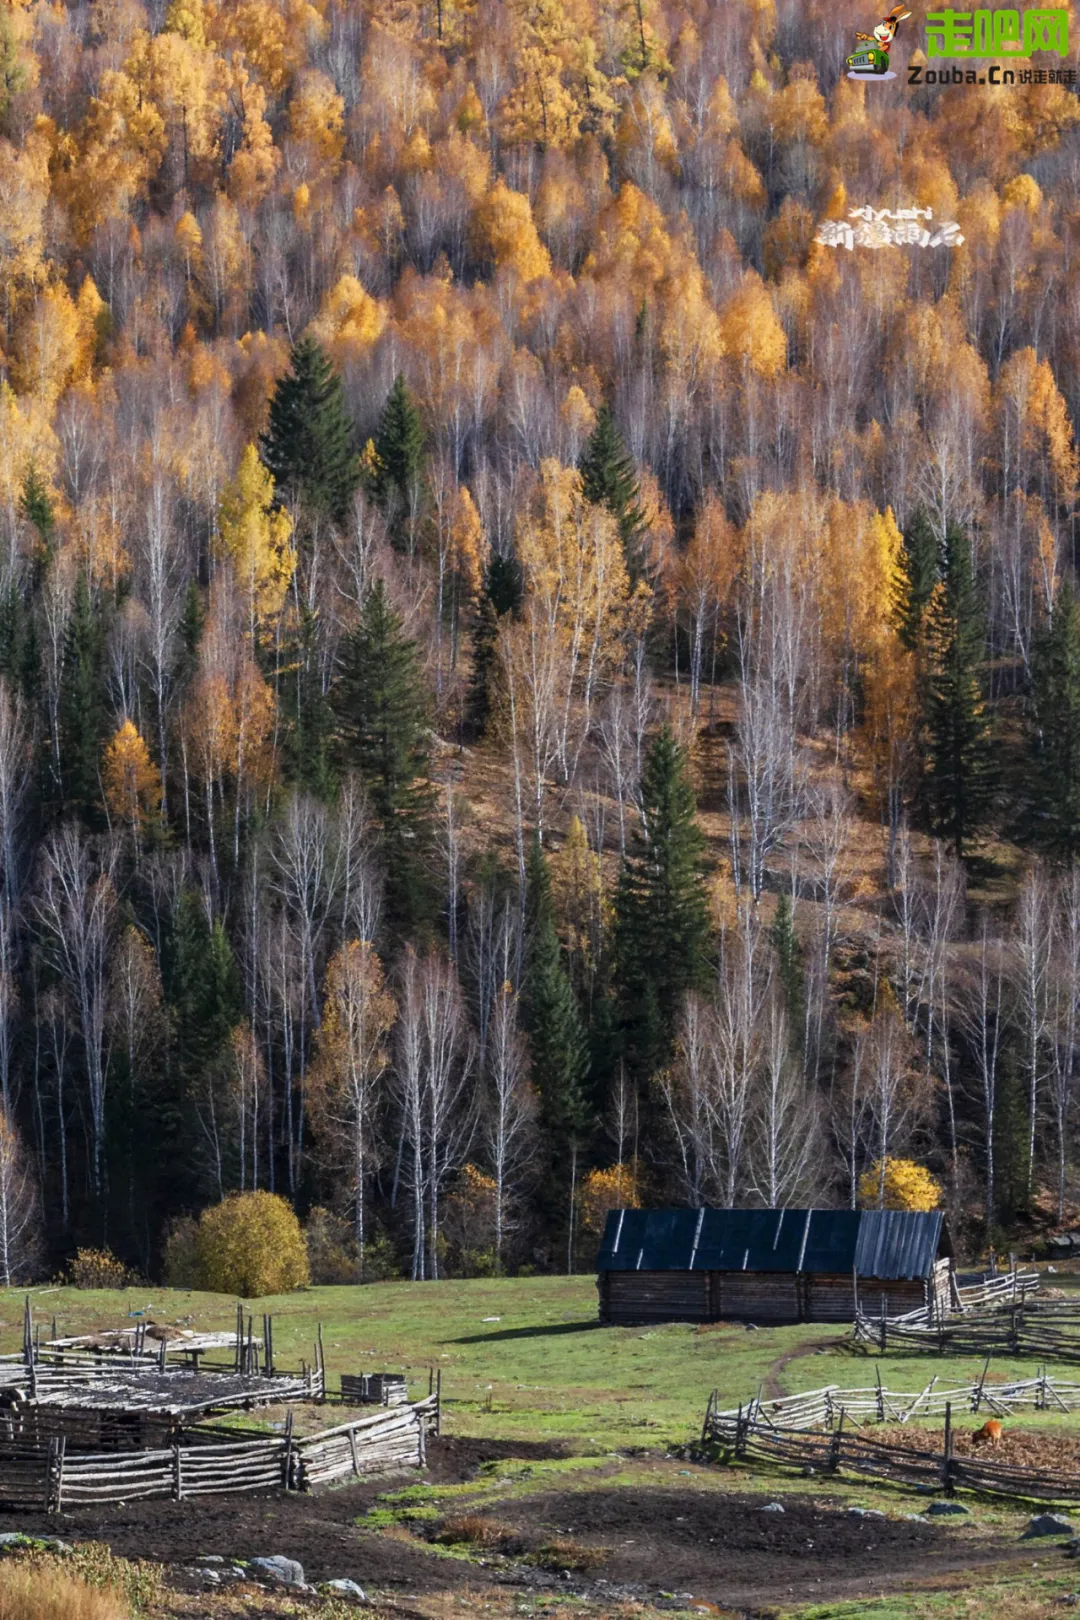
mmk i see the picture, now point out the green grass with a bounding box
[4,1276,1077,1452]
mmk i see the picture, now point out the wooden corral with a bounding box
[596,1209,953,1326]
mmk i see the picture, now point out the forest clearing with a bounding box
[0,1278,1078,1617]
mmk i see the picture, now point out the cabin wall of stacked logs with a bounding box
[701,1374,1080,1505]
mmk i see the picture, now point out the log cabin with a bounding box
[595,1207,953,1325]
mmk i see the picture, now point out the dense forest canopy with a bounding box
[0,0,1078,1283]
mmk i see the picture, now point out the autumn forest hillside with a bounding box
[0,0,1079,1284]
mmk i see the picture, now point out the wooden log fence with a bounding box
[0,1391,441,1511]
[854,1294,1080,1362]
[701,1376,1080,1505]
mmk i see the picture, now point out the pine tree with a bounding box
[613,726,710,1083]
[769,891,804,1046]
[523,840,590,1264]
[923,523,993,859]
[1028,581,1080,860]
[578,403,646,576]
[260,336,358,524]
[334,580,436,934]
[465,555,523,740]
[19,462,56,554]
[57,573,106,822]
[368,374,425,532]
[895,508,939,651]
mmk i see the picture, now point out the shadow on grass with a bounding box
[448,1319,605,1345]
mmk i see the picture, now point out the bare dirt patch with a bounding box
[873,1422,1080,1474]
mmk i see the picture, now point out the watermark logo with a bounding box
[815,207,965,249]
[847,4,913,77]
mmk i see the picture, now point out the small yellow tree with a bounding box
[578,1162,639,1236]
[102,719,162,838]
[217,444,296,630]
[194,1190,310,1296]
[857,1158,942,1213]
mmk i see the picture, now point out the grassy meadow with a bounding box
[2,1274,1074,1451]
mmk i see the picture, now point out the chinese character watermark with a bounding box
[815,208,965,250]
[925,8,1069,58]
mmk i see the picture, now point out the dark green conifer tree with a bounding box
[523,839,590,1264]
[20,461,56,555]
[895,508,940,650]
[769,891,804,1048]
[368,374,425,533]
[57,573,106,821]
[578,403,646,575]
[923,523,993,858]
[613,726,710,1084]
[334,580,436,934]
[1028,581,1080,860]
[260,336,358,524]
[465,555,523,740]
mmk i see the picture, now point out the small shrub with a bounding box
[161,1216,200,1288]
[0,1561,128,1620]
[66,1249,129,1290]
[194,1190,309,1297]
[578,1163,639,1236]
[305,1208,360,1285]
[434,1514,520,1551]
[530,1537,609,1573]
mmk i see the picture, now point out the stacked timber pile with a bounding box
[854,1293,1080,1361]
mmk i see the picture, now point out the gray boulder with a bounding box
[324,1578,368,1600]
[249,1555,306,1587]
[1023,1515,1074,1540]
[925,1501,969,1517]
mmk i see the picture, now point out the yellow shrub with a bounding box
[67,1249,130,1289]
[194,1191,310,1298]
[858,1158,942,1212]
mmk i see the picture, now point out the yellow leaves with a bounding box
[11,282,80,405]
[449,484,486,601]
[717,269,786,377]
[857,1157,941,1213]
[0,133,49,308]
[820,499,904,665]
[164,0,207,47]
[102,719,162,834]
[560,384,596,456]
[0,380,58,508]
[52,69,165,242]
[996,346,1079,503]
[578,1162,638,1234]
[770,63,828,147]
[472,180,552,282]
[312,940,397,1105]
[309,274,387,359]
[226,65,280,207]
[288,69,344,168]
[193,1192,310,1295]
[550,814,606,978]
[74,277,108,378]
[216,444,296,626]
[616,72,680,179]
[1003,172,1042,214]
[455,82,486,135]
[174,210,203,271]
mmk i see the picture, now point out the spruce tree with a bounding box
[923,523,993,859]
[20,461,56,554]
[895,508,940,650]
[769,891,804,1047]
[1029,581,1080,860]
[261,336,358,523]
[523,840,590,1263]
[579,403,646,575]
[369,374,425,533]
[334,580,436,934]
[465,555,522,740]
[57,573,106,821]
[613,726,710,1083]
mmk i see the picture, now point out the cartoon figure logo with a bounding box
[847,4,912,76]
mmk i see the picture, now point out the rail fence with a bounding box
[0,1392,440,1512]
[854,1295,1080,1361]
[700,1376,1080,1505]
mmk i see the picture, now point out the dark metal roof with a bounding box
[595,1208,949,1279]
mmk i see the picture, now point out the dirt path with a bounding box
[762,1337,837,1401]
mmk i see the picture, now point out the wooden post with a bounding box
[317,1323,326,1401]
[436,1367,442,1437]
[974,1354,990,1413]
[43,1437,57,1513]
[158,1333,167,1373]
[172,1444,183,1501]
[348,1424,360,1476]
[267,1314,274,1375]
[876,1364,885,1423]
[879,1295,887,1354]
[828,1409,845,1474]
[942,1400,953,1496]
[22,1297,32,1367]
[235,1303,243,1372]
[54,1436,65,1513]
[282,1410,295,1491]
